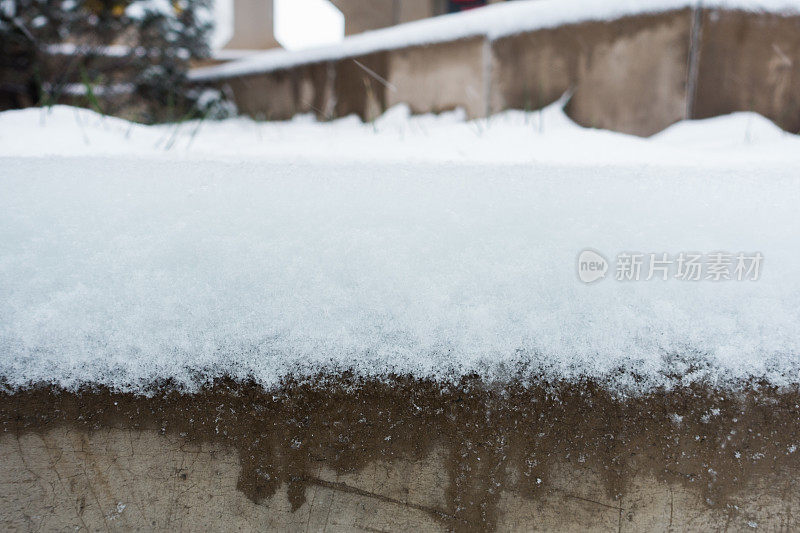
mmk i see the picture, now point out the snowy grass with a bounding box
[1,105,799,393]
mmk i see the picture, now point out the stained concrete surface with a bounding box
[4,379,800,532]
[2,426,798,532]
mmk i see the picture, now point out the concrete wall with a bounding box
[387,36,487,118]
[491,10,693,136]
[222,62,332,120]
[223,70,294,120]
[693,9,800,133]
[334,52,390,120]
[210,8,800,136]
[221,37,486,122]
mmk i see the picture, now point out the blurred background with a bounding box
[0,0,509,122]
[1,0,798,135]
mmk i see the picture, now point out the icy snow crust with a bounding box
[1,105,800,393]
[190,0,800,81]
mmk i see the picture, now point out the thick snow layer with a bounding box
[191,0,800,80]
[2,102,799,166]
[1,105,799,393]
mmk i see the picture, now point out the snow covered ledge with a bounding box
[189,0,800,136]
[2,100,800,391]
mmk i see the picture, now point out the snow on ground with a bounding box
[191,0,800,80]
[1,102,799,166]
[1,105,799,393]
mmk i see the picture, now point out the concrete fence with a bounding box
[199,7,800,136]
